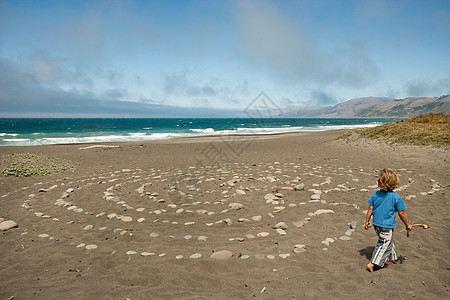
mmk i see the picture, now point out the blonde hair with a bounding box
[378,168,400,191]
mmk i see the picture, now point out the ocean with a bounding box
[0,118,398,146]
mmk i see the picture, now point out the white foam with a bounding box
[190,128,215,133]
[0,133,19,137]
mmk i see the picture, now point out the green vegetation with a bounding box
[1,153,77,177]
[338,113,450,149]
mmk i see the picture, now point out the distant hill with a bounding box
[282,95,450,118]
[356,95,450,118]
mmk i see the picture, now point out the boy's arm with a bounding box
[364,205,373,230]
[398,210,413,231]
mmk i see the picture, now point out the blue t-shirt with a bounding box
[368,190,407,229]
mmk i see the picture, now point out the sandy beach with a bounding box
[0,130,449,299]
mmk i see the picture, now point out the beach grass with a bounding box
[338,113,450,148]
[1,153,77,177]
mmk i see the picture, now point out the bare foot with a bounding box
[366,263,374,272]
[385,261,394,265]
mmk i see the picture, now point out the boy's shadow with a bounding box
[359,247,407,266]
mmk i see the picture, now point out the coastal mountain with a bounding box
[282,95,450,118]
[356,95,450,118]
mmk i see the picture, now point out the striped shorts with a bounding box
[370,226,397,267]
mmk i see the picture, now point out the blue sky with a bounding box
[0,0,449,117]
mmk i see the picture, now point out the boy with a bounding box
[365,168,413,272]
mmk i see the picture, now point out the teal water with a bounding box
[0,118,398,146]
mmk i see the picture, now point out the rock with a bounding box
[236,189,246,195]
[211,250,233,260]
[141,252,155,256]
[339,236,352,241]
[38,233,49,238]
[257,232,269,237]
[279,253,290,259]
[176,255,184,260]
[126,250,137,255]
[137,218,145,223]
[184,235,193,240]
[196,209,208,215]
[235,237,244,242]
[38,188,47,193]
[245,233,255,239]
[275,193,284,198]
[267,255,275,259]
[349,221,357,229]
[295,244,306,249]
[293,248,306,253]
[264,193,278,202]
[85,244,98,250]
[227,180,235,187]
[310,194,321,200]
[238,218,250,222]
[107,213,117,219]
[121,216,132,222]
[293,220,309,228]
[276,228,287,235]
[228,203,244,210]
[240,255,250,260]
[345,229,355,236]
[252,215,262,221]
[176,208,184,214]
[313,209,334,216]
[190,253,202,259]
[273,222,288,229]
[224,218,232,225]
[149,232,159,238]
[295,183,305,191]
[66,188,75,193]
[84,225,93,230]
[76,243,86,248]
[198,236,208,241]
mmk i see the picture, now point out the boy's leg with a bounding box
[370,227,395,267]
[388,233,398,262]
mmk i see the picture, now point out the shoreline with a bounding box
[0,130,448,299]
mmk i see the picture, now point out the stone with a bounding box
[176,255,183,260]
[345,229,354,236]
[264,193,278,201]
[149,232,159,238]
[224,218,232,225]
[257,232,270,237]
[196,209,208,215]
[273,222,288,229]
[198,236,208,241]
[313,209,334,216]
[141,252,155,256]
[295,183,305,191]
[0,220,18,231]
[85,244,98,250]
[84,225,93,230]
[76,243,86,248]
[310,194,321,200]
[236,189,246,195]
[176,208,184,214]
[267,255,275,259]
[121,216,132,222]
[107,213,117,219]
[293,220,309,228]
[190,253,202,259]
[137,218,145,223]
[228,203,244,210]
[252,215,262,221]
[240,255,250,260]
[66,188,75,193]
[279,253,290,259]
[349,221,357,229]
[38,234,49,238]
[126,250,137,255]
[238,218,250,222]
[184,235,193,240]
[339,236,352,241]
[245,234,255,239]
[211,250,233,260]
[276,228,287,235]
[275,193,284,198]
